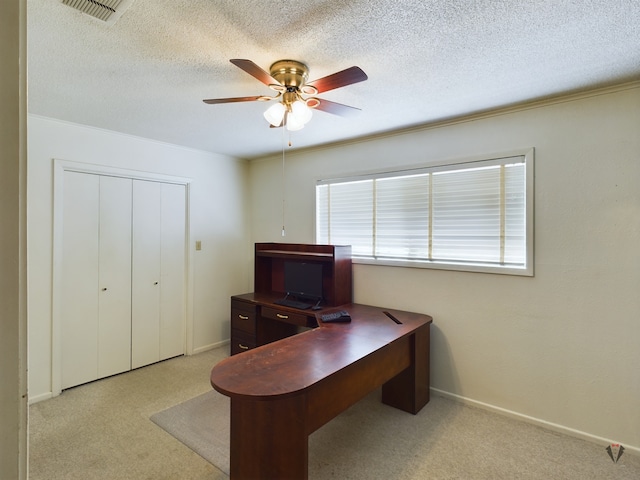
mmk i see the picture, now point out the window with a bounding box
[316,149,534,275]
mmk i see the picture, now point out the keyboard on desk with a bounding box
[274,298,312,310]
[320,310,351,323]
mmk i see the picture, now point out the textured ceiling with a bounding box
[28,0,640,159]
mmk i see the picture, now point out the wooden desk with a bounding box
[210,303,432,480]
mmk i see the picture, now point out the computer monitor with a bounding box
[283,261,323,301]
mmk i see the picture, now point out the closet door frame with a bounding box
[52,159,193,396]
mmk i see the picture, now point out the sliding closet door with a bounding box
[131,180,162,369]
[97,176,132,378]
[131,180,186,368]
[61,173,132,389]
[61,172,100,389]
[159,183,186,360]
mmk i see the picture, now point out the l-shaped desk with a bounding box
[210,296,432,480]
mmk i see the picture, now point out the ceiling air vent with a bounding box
[60,0,135,25]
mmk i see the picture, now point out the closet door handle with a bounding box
[101,287,107,291]
[154,281,159,285]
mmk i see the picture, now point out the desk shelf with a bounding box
[256,249,334,261]
[230,243,353,356]
[254,243,352,307]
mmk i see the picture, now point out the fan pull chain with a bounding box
[281,125,286,237]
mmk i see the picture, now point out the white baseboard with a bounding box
[430,388,639,456]
[29,391,54,405]
[191,339,229,355]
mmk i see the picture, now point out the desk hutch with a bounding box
[230,242,352,354]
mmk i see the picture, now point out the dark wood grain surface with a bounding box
[211,303,432,399]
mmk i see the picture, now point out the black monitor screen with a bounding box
[283,261,323,300]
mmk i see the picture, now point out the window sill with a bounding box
[352,256,534,277]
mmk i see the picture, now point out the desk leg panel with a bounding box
[306,335,412,434]
[381,323,430,414]
[230,395,308,480]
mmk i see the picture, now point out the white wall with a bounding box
[28,115,251,402]
[249,84,640,451]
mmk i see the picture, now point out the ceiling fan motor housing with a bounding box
[269,60,309,88]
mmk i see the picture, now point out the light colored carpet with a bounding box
[150,386,640,480]
[30,346,640,480]
[29,348,230,480]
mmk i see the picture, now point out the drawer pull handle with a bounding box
[239,344,249,350]
[238,314,249,320]
[276,313,289,319]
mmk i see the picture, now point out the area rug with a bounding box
[149,389,635,480]
[150,388,463,479]
[150,391,231,475]
[149,388,395,477]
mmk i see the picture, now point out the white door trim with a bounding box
[52,159,194,396]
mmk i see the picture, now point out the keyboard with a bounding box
[274,298,312,310]
[320,310,351,323]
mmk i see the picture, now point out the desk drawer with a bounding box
[231,329,256,355]
[231,300,257,335]
[261,306,312,327]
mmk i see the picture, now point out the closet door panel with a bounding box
[98,176,133,378]
[159,183,186,360]
[61,171,100,389]
[131,180,162,369]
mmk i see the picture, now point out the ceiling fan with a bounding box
[203,59,368,131]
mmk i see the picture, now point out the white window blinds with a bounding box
[316,151,533,275]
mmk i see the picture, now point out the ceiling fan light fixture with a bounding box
[285,113,305,131]
[264,102,285,126]
[205,59,367,130]
[291,100,313,124]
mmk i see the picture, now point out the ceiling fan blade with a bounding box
[230,59,280,87]
[203,96,265,104]
[313,99,362,117]
[306,66,368,93]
